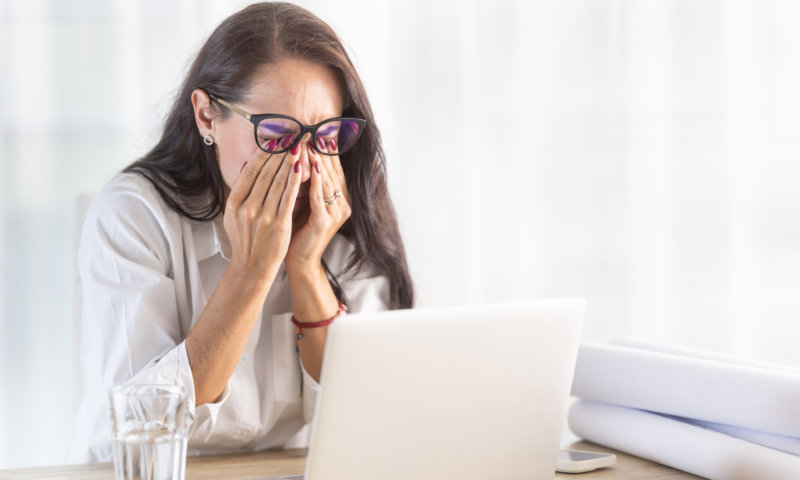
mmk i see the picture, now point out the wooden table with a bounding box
[0,441,701,479]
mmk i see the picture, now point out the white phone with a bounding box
[556,449,616,473]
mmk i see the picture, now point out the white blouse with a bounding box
[68,173,390,463]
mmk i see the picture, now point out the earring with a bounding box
[203,134,214,146]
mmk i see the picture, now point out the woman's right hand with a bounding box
[187,142,301,406]
[223,141,302,284]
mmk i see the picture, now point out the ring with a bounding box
[324,194,338,205]
[334,189,343,199]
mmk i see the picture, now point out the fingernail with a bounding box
[293,160,301,173]
[316,137,327,151]
[280,135,294,148]
[291,142,301,155]
[266,139,278,151]
[240,162,247,173]
[314,161,321,174]
[329,138,337,151]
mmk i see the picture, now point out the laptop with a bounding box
[262,298,584,480]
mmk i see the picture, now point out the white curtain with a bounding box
[2,0,799,469]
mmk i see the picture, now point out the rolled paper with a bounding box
[569,399,800,480]
[571,342,800,437]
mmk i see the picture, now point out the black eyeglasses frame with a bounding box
[208,93,366,156]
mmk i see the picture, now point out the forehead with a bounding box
[243,58,345,123]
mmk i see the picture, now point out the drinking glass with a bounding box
[109,384,193,480]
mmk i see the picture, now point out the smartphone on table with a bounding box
[556,449,616,473]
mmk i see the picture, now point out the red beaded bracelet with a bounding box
[291,302,347,340]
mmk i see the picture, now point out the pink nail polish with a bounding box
[316,137,326,151]
[293,160,301,173]
[314,161,321,174]
[280,135,294,148]
[291,143,301,155]
[328,138,337,151]
[266,139,278,151]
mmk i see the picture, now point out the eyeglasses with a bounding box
[209,94,366,156]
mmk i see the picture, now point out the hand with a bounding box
[285,138,351,273]
[187,144,301,405]
[223,143,302,284]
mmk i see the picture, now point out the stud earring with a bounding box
[203,135,214,146]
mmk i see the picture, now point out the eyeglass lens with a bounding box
[256,118,362,155]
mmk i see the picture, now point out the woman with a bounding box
[69,2,412,462]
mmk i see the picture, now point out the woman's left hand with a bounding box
[285,138,351,273]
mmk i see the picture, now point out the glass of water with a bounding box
[109,384,194,480]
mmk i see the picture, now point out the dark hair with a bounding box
[124,2,413,309]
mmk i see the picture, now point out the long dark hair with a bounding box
[125,2,413,309]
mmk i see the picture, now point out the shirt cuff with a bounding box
[301,357,322,422]
[127,340,231,443]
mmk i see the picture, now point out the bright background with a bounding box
[2,0,800,469]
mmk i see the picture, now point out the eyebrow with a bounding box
[258,122,295,135]
[316,123,339,135]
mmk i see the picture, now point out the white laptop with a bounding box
[261,298,584,480]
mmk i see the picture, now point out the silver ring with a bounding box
[324,194,338,205]
[334,189,343,199]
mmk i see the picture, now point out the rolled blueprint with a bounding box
[571,342,800,437]
[677,418,800,457]
[610,338,800,375]
[568,399,800,480]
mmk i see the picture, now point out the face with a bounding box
[193,57,344,210]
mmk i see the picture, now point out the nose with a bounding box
[295,133,317,183]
